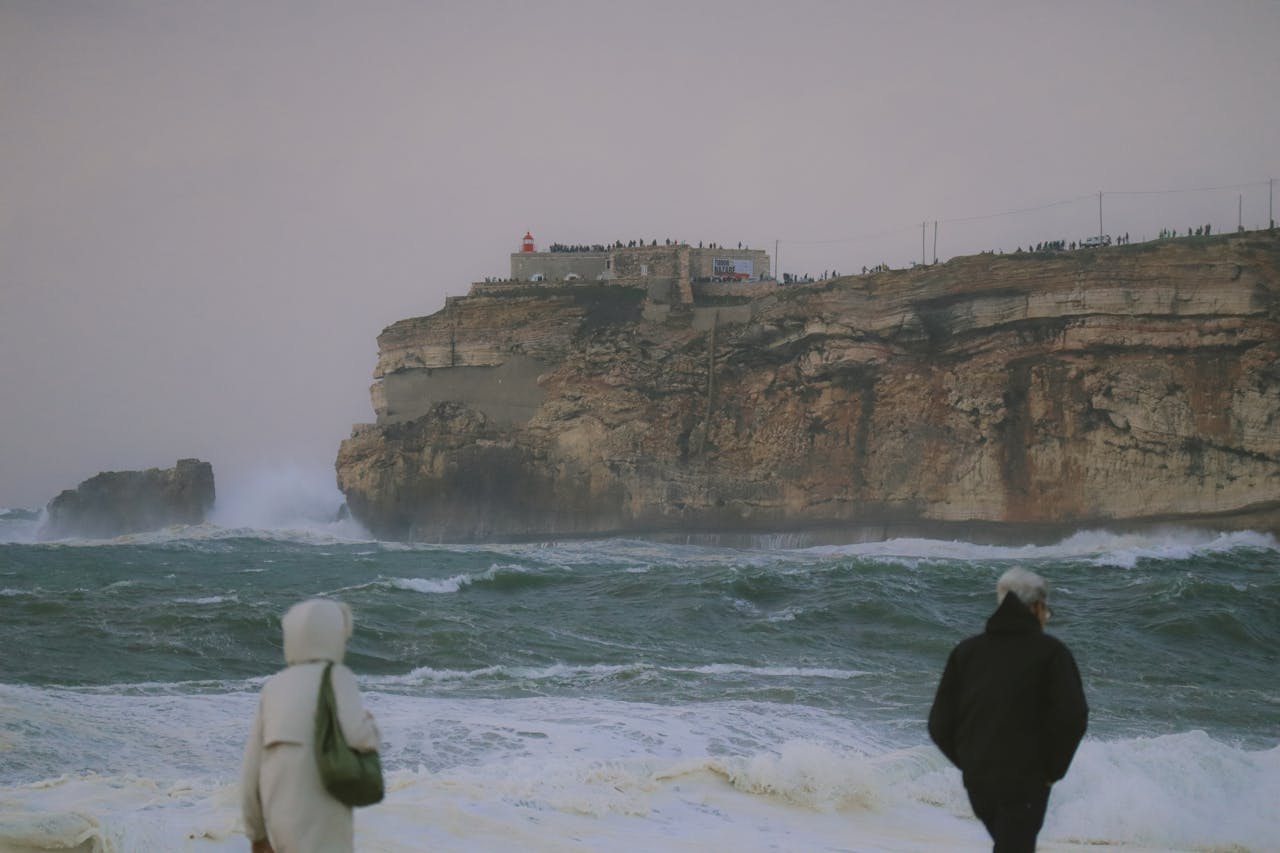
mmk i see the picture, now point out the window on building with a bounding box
[640,264,649,276]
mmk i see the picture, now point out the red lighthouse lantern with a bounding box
[521,232,535,253]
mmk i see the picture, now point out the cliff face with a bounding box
[42,459,216,539]
[337,235,1280,542]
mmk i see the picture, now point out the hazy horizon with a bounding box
[3,0,1278,509]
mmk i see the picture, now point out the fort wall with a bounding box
[375,355,547,427]
[466,278,652,297]
[510,252,609,282]
[506,244,771,301]
[688,247,770,280]
[693,279,780,300]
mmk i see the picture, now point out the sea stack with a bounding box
[41,458,216,539]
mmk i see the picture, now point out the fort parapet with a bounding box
[502,236,770,305]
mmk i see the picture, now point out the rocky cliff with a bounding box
[337,233,1280,542]
[41,458,216,539]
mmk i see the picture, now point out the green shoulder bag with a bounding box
[315,662,385,806]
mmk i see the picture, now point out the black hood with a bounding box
[985,591,1042,635]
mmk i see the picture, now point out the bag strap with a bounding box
[319,661,337,719]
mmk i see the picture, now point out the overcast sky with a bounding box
[2,0,1278,510]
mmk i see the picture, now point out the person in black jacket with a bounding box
[928,567,1088,852]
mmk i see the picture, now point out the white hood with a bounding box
[281,598,351,665]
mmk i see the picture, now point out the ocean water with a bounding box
[1,503,1277,852]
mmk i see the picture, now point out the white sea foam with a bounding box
[136,522,370,547]
[0,466,369,546]
[388,575,473,594]
[674,664,867,680]
[13,465,375,547]
[1,684,1274,852]
[22,522,373,549]
[0,508,43,544]
[370,662,880,689]
[418,528,1280,581]
[1076,528,1280,568]
[387,563,541,595]
[803,527,1279,566]
[14,510,1276,580]
[173,595,238,605]
[377,663,646,688]
[207,466,355,531]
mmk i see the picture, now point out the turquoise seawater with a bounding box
[1,519,1277,851]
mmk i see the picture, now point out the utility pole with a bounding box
[1239,193,1243,232]
[1270,178,1274,228]
[1098,191,1103,238]
[775,239,779,281]
[932,221,938,264]
[922,222,926,267]
[704,312,718,436]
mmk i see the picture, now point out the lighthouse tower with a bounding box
[520,232,535,253]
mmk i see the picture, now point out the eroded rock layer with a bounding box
[337,236,1280,541]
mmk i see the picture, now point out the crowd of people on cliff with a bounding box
[547,239,753,253]
[773,224,1212,282]
[780,270,847,283]
[993,225,1222,256]
[1159,224,1214,239]
[513,219,1251,289]
[548,243,610,253]
[1009,224,1221,254]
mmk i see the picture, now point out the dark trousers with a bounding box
[964,778,1051,853]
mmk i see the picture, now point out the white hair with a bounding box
[996,566,1048,607]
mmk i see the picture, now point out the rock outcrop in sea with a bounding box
[337,233,1280,542]
[41,458,216,539]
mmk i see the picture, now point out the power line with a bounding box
[774,177,1274,252]
[938,194,1094,226]
[1105,179,1270,197]
[776,193,1096,247]
[777,223,919,246]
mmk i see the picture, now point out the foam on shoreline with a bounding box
[2,686,1276,852]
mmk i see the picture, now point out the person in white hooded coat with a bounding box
[241,599,381,853]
